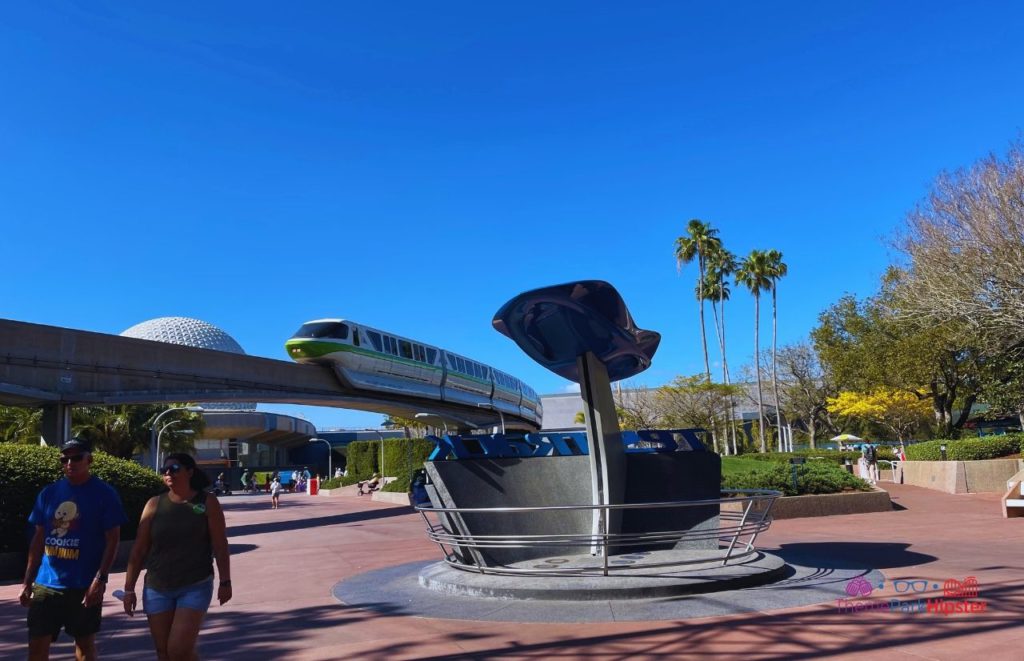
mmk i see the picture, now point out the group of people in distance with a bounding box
[20,437,232,660]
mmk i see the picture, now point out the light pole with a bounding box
[476,403,506,434]
[309,437,332,478]
[156,422,194,467]
[150,406,204,470]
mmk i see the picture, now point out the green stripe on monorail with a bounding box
[285,339,445,372]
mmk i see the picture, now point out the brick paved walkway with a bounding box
[2,482,1022,659]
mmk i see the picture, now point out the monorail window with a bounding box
[293,322,348,340]
[426,348,437,363]
[367,331,383,352]
[388,336,399,355]
[352,330,360,347]
[399,340,413,360]
[456,356,466,373]
[414,345,425,362]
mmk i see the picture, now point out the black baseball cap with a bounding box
[61,438,92,454]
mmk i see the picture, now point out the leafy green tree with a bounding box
[675,219,722,383]
[72,404,204,459]
[382,415,427,439]
[0,405,42,444]
[736,249,773,451]
[655,375,742,454]
[812,275,981,437]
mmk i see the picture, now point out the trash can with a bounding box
[308,477,319,496]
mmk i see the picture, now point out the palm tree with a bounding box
[704,247,738,454]
[674,219,722,383]
[0,405,42,443]
[766,249,788,451]
[736,250,773,452]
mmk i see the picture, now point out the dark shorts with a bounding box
[27,584,101,642]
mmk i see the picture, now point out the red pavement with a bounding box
[2,483,1023,660]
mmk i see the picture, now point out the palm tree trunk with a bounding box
[721,290,738,456]
[771,283,783,452]
[697,257,711,383]
[754,294,765,452]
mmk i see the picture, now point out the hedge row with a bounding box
[741,448,896,463]
[723,460,872,496]
[0,444,165,553]
[345,437,435,492]
[905,434,1022,461]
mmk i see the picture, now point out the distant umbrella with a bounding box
[830,434,865,442]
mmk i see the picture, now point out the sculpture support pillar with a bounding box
[40,402,71,447]
[577,351,626,553]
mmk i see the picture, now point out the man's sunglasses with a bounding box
[60,454,87,465]
[160,464,183,475]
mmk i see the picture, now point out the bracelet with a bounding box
[123,590,136,595]
[95,573,108,583]
[219,580,232,587]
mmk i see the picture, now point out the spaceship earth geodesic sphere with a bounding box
[120,317,255,410]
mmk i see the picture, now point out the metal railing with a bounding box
[415,489,780,576]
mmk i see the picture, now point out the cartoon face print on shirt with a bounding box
[51,500,79,538]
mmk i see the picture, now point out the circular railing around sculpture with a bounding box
[414,489,781,576]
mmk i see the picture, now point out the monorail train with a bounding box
[284,319,542,428]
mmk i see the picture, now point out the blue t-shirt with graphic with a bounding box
[28,476,128,590]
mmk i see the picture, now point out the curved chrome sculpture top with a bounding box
[492,280,660,383]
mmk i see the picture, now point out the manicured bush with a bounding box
[722,460,871,496]
[905,435,1022,461]
[741,447,896,463]
[345,437,435,492]
[319,477,344,489]
[0,444,164,553]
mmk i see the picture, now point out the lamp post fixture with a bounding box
[156,421,194,467]
[309,437,332,478]
[150,406,204,471]
[475,402,506,434]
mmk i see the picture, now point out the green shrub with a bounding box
[345,437,435,492]
[722,460,871,496]
[0,444,164,553]
[741,447,896,463]
[906,435,1021,461]
[319,477,344,489]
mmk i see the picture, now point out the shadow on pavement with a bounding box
[772,542,937,570]
[228,506,411,537]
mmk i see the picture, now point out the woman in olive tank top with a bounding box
[122,453,232,660]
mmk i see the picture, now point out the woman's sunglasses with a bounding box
[60,454,87,465]
[160,464,183,475]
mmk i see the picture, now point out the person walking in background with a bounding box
[20,437,128,661]
[863,443,879,484]
[270,475,282,509]
[122,453,232,661]
[240,468,250,494]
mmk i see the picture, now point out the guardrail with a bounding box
[415,489,780,576]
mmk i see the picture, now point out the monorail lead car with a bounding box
[284,319,542,429]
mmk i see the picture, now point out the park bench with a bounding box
[1002,474,1024,518]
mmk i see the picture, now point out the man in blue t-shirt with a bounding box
[19,437,128,660]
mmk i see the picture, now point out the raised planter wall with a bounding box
[721,489,892,520]
[902,459,1024,494]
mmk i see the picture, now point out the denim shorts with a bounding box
[143,576,214,615]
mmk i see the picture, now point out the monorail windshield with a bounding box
[293,322,349,340]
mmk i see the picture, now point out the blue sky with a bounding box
[2,2,1022,429]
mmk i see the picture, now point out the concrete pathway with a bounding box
[2,482,1023,659]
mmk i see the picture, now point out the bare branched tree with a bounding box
[897,141,1024,349]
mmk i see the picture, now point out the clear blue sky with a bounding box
[2,2,1022,429]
